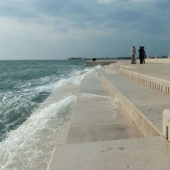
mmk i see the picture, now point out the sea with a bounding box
[0,60,97,170]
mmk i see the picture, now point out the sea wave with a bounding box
[0,95,76,170]
[0,62,87,142]
[0,61,99,170]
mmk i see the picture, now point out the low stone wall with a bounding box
[119,69,170,94]
[86,60,116,66]
[146,59,170,63]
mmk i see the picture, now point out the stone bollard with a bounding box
[163,109,170,141]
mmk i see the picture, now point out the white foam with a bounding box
[84,68,95,74]
[34,78,68,93]
[78,93,118,110]
[65,67,97,86]
[0,95,76,170]
[0,66,98,169]
[81,65,103,76]
[67,75,83,85]
[95,65,102,69]
[79,93,112,99]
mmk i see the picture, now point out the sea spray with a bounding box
[0,60,86,142]
[0,95,76,170]
[0,60,101,169]
[78,93,118,120]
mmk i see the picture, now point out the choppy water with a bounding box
[0,60,96,170]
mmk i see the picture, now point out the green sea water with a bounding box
[0,60,95,170]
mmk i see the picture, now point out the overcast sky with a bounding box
[0,0,170,60]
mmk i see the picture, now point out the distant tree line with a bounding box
[67,57,132,60]
[67,56,168,60]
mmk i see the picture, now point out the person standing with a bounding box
[143,46,146,64]
[138,46,144,64]
[131,46,136,64]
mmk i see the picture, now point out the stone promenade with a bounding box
[47,59,170,170]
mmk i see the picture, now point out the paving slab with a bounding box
[116,60,170,81]
[48,136,170,170]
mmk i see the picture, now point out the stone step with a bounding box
[96,68,170,136]
[77,70,109,96]
[105,65,120,74]
[47,136,170,170]
[47,70,144,169]
[47,62,170,170]
[66,71,143,144]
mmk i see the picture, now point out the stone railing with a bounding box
[120,69,170,94]
[163,109,170,142]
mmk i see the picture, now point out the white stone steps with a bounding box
[96,68,170,136]
[47,136,170,170]
[66,71,143,144]
[116,61,170,95]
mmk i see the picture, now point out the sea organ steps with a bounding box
[47,68,170,170]
[47,70,145,170]
[96,66,170,136]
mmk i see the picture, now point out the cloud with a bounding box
[0,6,39,19]
[0,2,40,20]
[98,0,112,3]
[154,0,170,9]
[0,0,170,59]
[53,27,69,33]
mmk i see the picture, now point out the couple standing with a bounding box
[131,46,146,64]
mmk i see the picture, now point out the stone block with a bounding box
[163,109,170,141]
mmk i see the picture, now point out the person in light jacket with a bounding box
[131,46,136,64]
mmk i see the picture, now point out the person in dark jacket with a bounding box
[138,46,144,64]
[143,46,146,64]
